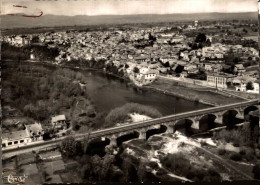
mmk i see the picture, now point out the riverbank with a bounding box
[144,78,245,106]
[22,60,243,107]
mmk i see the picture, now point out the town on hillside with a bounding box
[1,20,259,92]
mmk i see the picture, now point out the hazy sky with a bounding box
[2,0,258,16]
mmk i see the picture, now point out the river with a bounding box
[81,70,210,116]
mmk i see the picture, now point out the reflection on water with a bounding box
[82,70,210,116]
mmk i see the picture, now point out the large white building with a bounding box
[2,128,31,148]
[207,73,234,89]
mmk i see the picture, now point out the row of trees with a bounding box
[2,42,59,61]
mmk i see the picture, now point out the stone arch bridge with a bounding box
[2,100,259,156]
[82,99,259,147]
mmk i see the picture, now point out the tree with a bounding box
[100,154,115,181]
[175,65,184,74]
[195,33,207,43]
[206,39,211,46]
[233,57,240,64]
[162,61,170,68]
[82,132,91,153]
[246,82,254,91]
[137,159,148,182]
[60,136,80,157]
[243,28,248,34]
[253,162,260,180]
[133,67,139,73]
[91,155,103,181]
[148,33,156,41]
[226,81,232,87]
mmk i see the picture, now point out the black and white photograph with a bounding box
[1,0,260,184]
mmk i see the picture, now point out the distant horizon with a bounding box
[2,11,258,17]
[46,11,258,16]
[2,0,258,16]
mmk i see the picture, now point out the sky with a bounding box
[1,0,259,16]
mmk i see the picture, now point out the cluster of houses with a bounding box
[2,115,69,149]
[2,22,259,91]
[3,35,32,47]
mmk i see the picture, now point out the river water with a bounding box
[81,70,210,116]
[5,61,210,117]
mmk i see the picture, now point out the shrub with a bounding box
[233,141,240,147]
[218,149,226,155]
[244,152,256,162]
[179,142,186,147]
[73,124,81,131]
[213,126,254,147]
[186,167,221,182]
[149,161,159,169]
[60,136,82,157]
[239,150,246,155]
[203,168,221,182]
[252,163,260,180]
[200,141,207,146]
[161,153,189,173]
[230,153,242,161]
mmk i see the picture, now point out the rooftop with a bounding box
[25,123,43,135]
[2,129,30,141]
[51,115,66,123]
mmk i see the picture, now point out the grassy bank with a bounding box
[104,103,162,128]
[146,78,244,106]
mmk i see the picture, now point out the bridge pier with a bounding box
[191,120,200,130]
[235,113,244,120]
[235,108,245,120]
[214,111,226,125]
[108,136,117,147]
[165,125,174,134]
[190,115,203,130]
[138,131,146,140]
[214,118,223,124]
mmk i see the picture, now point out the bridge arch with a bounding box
[174,119,193,136]
[222,109,240,128]
[116,131,139,146]
[146,125,167,140]
[244,105,258,115]
[199,114,217,131]
[85,137,110,157]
